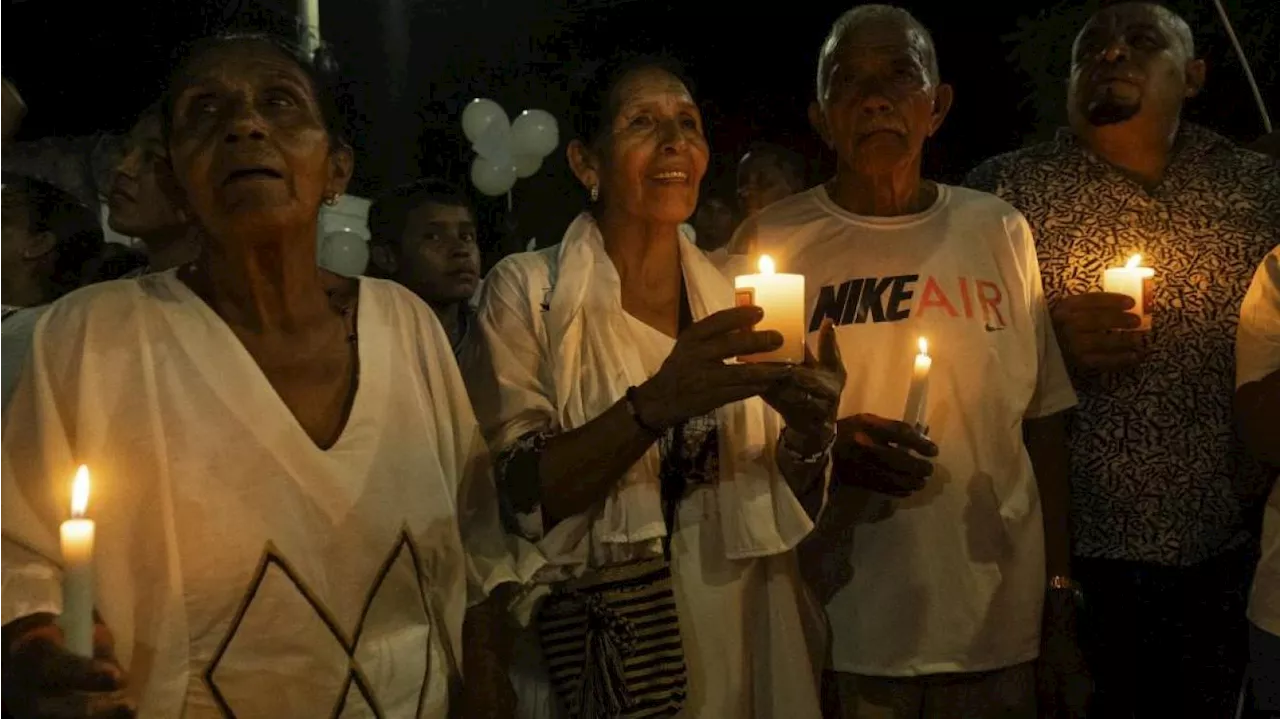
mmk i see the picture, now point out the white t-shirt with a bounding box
[1238,246,1280,636]
[742,184,1078,676]
[1,271,535,718]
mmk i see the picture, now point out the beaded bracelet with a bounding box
[779,427,836,465]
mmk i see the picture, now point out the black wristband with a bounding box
[625,386,663,437]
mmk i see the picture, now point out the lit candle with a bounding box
[1102,254,1155,331]
[903,337,931,432]
[59,465,95,657]
[734,255,806,364]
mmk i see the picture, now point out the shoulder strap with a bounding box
[658,277,694,560]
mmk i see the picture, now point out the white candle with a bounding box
[59,465,95,657]
[734,255,806,364]
[1102,253,1155,331]
[903,337,932,432]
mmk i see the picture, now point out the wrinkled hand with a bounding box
[831,414,938,497]
[1037,595,1092,719]
[2,613,135,719]
[1051,293,1144,371]
[764,319,846,451]
[634,305,792,430]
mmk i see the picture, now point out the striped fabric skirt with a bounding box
[538,558,687,718]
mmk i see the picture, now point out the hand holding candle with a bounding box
[734,255,806,364]
[902,337,931,433]
[1102,254,1155,331]
[59,465,95,657]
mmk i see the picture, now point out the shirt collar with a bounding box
[1054,122,1228,169]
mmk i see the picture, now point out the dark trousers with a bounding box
[1075,546,1257,719]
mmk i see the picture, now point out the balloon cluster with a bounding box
[463,99,559,197]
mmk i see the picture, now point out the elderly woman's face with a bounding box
[593,68,708,225]
[166,41,351,240]
[109,115,186,239]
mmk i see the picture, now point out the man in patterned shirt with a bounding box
[967,3,1280,716]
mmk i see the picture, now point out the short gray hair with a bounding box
[1073,2,1196,63]
[816,4,940,102]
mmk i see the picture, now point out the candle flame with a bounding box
[1125,254,1143,269]
[71,465,90,518]
[758,255,775,275]
[918,337,928,355]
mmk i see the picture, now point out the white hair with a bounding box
[816,4,940,102]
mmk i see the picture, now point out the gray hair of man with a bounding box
[1071,2,1196,64]
[815,4,941,105]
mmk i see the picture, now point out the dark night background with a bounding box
[2,0,1276,251]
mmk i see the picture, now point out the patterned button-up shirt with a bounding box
[967,124,1280,566]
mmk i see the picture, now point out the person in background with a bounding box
[465,54,840,718]
[710,143,807,275]
[368,178,482,360]
[966,3,1280,716]
[1236,246,1280,716]
[1,174,104,408]
[1,33,533,718]
[106,103,202,274]
[736,5,1086,717]
[0,79,122,216]
[694,186,740,255]
[737,142,806,220]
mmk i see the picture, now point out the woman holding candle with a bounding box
[1,33,532,718]
[463,55,844,718]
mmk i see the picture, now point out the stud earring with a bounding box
[589,184,599,203]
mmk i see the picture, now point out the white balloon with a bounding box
[511,109,559,158]
[319,229,369,277]
[513,152,543,179]
[470,155,517,196]
[473,120,512,167]
[461,98,508,144]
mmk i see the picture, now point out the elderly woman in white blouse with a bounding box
[464,55,844,719]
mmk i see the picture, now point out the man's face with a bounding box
[737,155,800,218]
[1068,4,1199,128]
[396,201,481,305]
[811,18,949,178]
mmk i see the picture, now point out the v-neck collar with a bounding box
[156,269,384,459]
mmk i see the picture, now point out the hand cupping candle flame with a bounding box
[462,99,560,197]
